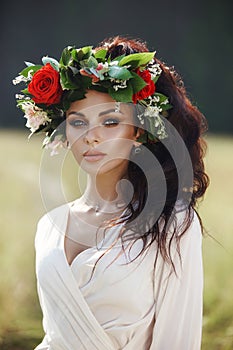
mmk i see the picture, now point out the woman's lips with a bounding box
[83,150,106,162]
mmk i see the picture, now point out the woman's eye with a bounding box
[103,118,119,127]
[69,119,87,127]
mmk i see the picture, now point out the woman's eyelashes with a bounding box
[69,119,87,127]
[69,116,120,128]
[103,118,120,127]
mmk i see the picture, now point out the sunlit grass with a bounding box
[199,134,233,350]
[0,130,232,349]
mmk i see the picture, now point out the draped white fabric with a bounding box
[34,203,203,350]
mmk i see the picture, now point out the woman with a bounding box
[14,36,209,349]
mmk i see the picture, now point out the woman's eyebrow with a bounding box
[67,111,85,117]
[67,108,123,118]
[98,109,123,117]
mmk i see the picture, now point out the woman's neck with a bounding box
[86,174,122,201]
[81,171,131,213]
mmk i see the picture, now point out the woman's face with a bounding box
[66,90,140,177]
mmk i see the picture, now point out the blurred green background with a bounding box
[1,0,233,348]
[0,131,233,349]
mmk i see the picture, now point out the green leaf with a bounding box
[66,89,86,102]
[42,56,60,71]
[162,103,172,111]
[152,75,160,84]
[62,99,71,111]
[86,55,98,68]
[94,49,107,61]
[68,66,79,75]
[81,75,93,89]
[108,84,133,103]
[90,85,108,94]
[108,66,132,80]
[130,71,147,93]
[119,52,155,67]
[60,68,78,89]
[80,46,93,56]
[60,47,73,66]
[74,46,92,61]
[124,60,142,69]
[148,132,157,142]
[111,54,125,63]
[136,133,148,143]
[20,65,42,77]
[21,88,30,95]
[71,48,80,62]
[154,92,169,103]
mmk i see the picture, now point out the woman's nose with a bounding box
[83,126,100,145]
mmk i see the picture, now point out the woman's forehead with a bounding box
[67,102,134,121]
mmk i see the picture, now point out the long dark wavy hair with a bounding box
[94,36,209,267]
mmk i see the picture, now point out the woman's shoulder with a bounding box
[37,202,71,228]
[163,205,202,254]
[176,207,202,236]
[35,201,74,249]
[172,207,203,261]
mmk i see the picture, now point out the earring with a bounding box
[66,141,71,149]
[134,146,141,155]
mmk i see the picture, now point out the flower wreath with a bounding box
[13,45,172,154]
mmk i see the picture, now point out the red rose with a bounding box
[28,63,63,105]
[132,69,155,104]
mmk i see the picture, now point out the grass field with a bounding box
[0,130,232,349]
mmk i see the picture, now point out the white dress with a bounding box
[34,202,203,350]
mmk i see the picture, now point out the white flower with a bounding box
[109,61,119,66]
[136,112,145,125]
[21,101,51,133]
[144,106,161,117]
[45,135,67,156]
[142,107,168,140]
[12,75,28,85]
[161,98,169,105]
[112,80,128,91]
[15,94,26,99]
[12,70,34,85]
[148,63,162,79]
[148,95,160,105]
[154,116,167,139]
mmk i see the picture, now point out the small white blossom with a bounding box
[45,135,67,156]
[161,98,169,105]
[154,116,167,139]
[148,95,160,105]
[12,70,34,85]
[13,75,28,85]
[139,106,168,140]
[148,63,162,79]
[15,94,26,99]
[136,112,145,125]
[21,101,51,133]
[112,80,128,91]
[109,61,119,66]
[144,106,161,117]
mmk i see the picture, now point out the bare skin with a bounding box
[65,90,141,265]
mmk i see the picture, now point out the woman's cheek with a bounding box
[107,138,134,159]
[66,125,83,146]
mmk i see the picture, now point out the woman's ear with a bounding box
[133,127,144,146]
